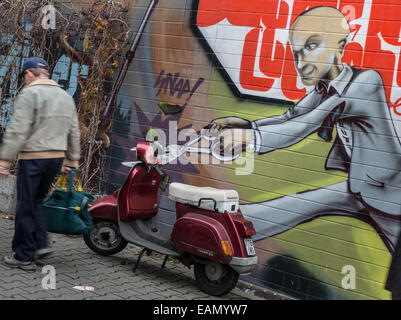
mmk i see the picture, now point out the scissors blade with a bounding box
[122,161,137,167]
[186,146,211,154]
[181,134,202,149]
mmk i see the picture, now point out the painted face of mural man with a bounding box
[289,6,350,86]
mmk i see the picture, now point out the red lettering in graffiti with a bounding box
[197,0,401,106]
[360,1,401,114]
[290,0,338,25]
[259,0,289,79]
[240,28,274,92]
[342,42,364,69]
[282,41,306,101]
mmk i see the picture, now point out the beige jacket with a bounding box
[0,79,80,168]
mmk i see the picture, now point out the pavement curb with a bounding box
[235,280,295,300]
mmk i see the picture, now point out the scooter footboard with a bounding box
[171,213,232,264]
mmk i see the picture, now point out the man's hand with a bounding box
[61,160,79,174]
[60,166,70,174]
[205,117,252,138]
[0,160,11,176]
[0,166,9,176]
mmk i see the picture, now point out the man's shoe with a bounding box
[2,255,36,271]
[35,247,53,260]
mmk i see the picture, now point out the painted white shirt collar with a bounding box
[327,63,353,96]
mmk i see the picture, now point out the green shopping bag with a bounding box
[44,168,95,235]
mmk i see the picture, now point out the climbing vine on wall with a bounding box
[0,0,132,192]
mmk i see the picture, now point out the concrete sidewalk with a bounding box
[0,214,260,300]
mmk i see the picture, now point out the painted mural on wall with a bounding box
[194,0,401,115]
[202,2,401,298]
[108,0,401,299]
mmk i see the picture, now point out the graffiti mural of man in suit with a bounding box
[206,6,401,297]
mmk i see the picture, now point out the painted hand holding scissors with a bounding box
[159,128,244,165]
[122,128,242,168]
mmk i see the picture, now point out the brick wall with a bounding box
[1,0,399,300]
[105,0,401,300]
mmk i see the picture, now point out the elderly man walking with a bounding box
[0,57,80,271]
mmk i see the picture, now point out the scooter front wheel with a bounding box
[194,261,239,296]
[84,219,128,256]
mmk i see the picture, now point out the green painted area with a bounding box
[274,216,392,299]
[158,102,182,115]
[207,71,392,299]
[209,71,347,202]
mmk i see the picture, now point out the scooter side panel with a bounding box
[175,203,253,259]
[171,213,232,264]
[119,163,161,221]
[88,195,118,223]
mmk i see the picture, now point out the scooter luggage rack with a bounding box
[196,198,218,212]
[168,182,240,214]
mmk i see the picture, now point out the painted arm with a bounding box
[254,93,345,154]
[206,90,343,156]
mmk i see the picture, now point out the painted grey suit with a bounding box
[241,64,401,251]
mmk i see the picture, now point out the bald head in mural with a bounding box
[206,5,401,297]
[289,6,350,86]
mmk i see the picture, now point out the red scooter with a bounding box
[84,137,258,296]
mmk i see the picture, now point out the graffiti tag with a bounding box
[154,70,204,108]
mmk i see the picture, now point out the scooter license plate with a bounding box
[244,238,256,256]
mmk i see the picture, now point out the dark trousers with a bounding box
[12,158,63,262]
[386,222,401,300]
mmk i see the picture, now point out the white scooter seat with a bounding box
[168,182,239,213]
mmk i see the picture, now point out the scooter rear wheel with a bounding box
[194,261,239,296]
[84,219,128,256]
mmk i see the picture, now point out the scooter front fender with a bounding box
[171,213,232,264]
[88,195,118,223]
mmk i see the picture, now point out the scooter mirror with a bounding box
[160,174,170,192]
[136,141,162,165]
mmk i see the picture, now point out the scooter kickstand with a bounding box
[161,256,169,269]
[133,248,146,273]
